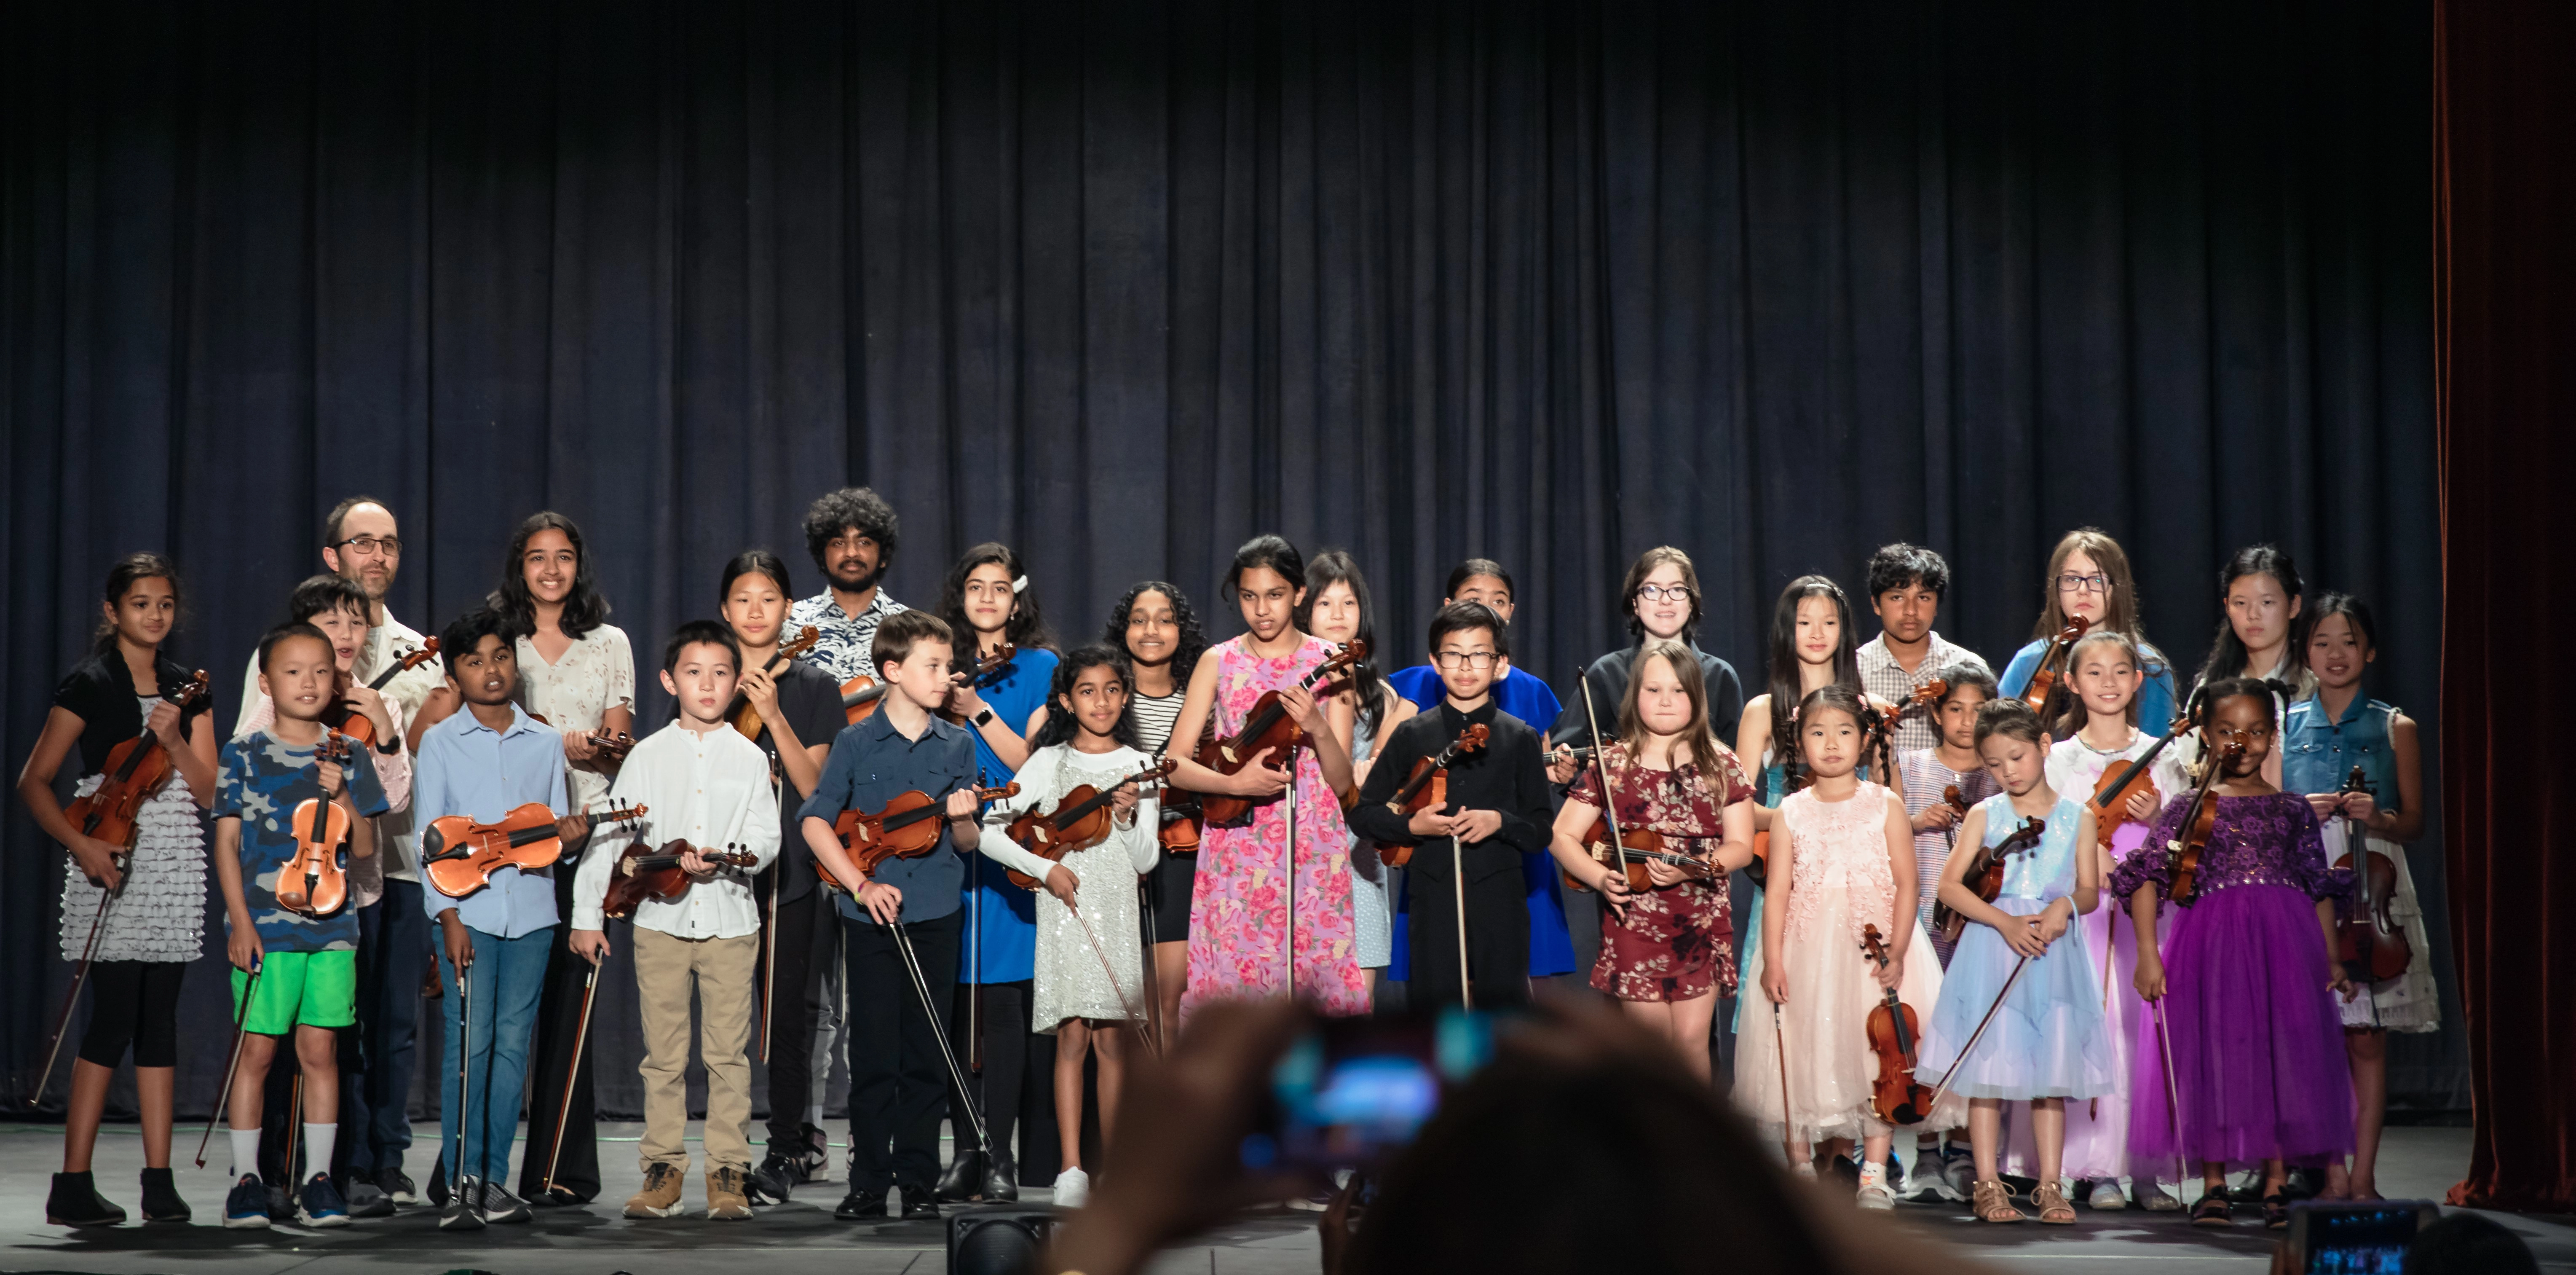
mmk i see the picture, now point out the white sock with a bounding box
[805,1104,823,1129]
[303,1125,337,1184]
[230,1128,262,1179]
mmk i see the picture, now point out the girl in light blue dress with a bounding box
[1921,698,2113,1224]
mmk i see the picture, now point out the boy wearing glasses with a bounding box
[1347,603,1553,1010]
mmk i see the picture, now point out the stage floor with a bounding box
[0,1123,2565,1273]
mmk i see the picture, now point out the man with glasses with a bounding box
[231,496,445,1217]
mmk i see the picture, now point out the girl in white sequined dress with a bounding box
[972,646,1160,1209]
[1733,685,1958,1210]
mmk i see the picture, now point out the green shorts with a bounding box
[231,950,358,1035]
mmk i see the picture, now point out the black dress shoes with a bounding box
[834,1187,889,1220]
[981,1154,1019,1203]
[935,1150,984,1202]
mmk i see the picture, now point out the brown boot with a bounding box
[706,1166,753,1221]
[624,1163,685,1219]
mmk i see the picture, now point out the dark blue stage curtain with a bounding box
[3,1,2445,1122]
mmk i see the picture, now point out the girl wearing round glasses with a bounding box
[1996,529,2179,738]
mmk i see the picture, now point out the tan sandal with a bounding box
[2032,1181,2077,1224]
[1973,1179,2026,1223]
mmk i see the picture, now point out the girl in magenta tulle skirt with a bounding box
[2113,677,2353,1230]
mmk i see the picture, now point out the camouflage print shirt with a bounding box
[217,730,391,953]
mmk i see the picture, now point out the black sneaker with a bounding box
[223,1174,273,1230]
[340,1170,394,1218]
[748,1151,803,1204]
[297,1172,351,1228]
[45,1171,126,1228]
[438,1176,486,1231]
[425,1163,450,1207]
[380,1167,418,1205]
[139,1167,190,1224]
[478,1180,533,1224]
[834,1186,889,1219]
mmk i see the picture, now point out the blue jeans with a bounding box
[436,925,552,1186]
[345,879,431,1176]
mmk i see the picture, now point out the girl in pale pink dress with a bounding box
[1166,537,1368,1020]
[1734,685,1960,1211]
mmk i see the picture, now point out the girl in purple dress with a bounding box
[2113,677,2353,1230]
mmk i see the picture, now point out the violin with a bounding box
[525,709,637,762]
[1192,640,1370,826]
[2019,616,2094,714]
[1372,725,1490,868]
[324,640,440,749]
[1883,679,1948,739]
[2164,738,2242,906]
[819,783,1020,891]
[2330,766,2411,983]
[423,800,648,899]
[2089,714,2188,834]
[276,734,354,917]
[600,838,763,919]
[64,670,211,851]
[1156,790,1204,854]
[1563,818,1716,893]
[1931,782,1972,860]
[840,644,1015,726]
[728,625,821,739]
[1003,760,1178,889]
[1860,923,1935,1126]
[1933,814,2048,945]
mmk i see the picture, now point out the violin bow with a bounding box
[1772,1001,1797,1165]
[28,853,124,1108]
[2153,999,2188,1192]
[1575,668,1631,891]
[761,754,780,1064]
[195,959,265,1168]
[541,951,602,1198]
[888,920,998,1169]
[1136,874,1165,1054]
[1923,953,2032,1108]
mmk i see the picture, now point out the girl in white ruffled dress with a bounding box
[16,555,217,1227]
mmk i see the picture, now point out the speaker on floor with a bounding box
[948,1203,1058,1274]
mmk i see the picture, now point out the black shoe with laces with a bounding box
[45,1171,126,1228]
[898,1186,940,1221]
[749,1152,802,1205]
[834,1187,889,1220]
[380,1167,418,1206]
[438,1176,486,1231]
[139,1168,189,1224]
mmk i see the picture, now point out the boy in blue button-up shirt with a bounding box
[413,609,589,1229]
[798,610,990,1220]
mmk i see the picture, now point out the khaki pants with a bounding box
[633,928,760,1171]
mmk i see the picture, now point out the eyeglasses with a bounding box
[1433,651,1500,670]
[332,535,402,557]
[2056,572,2110,595]
[1635,584,1696,603]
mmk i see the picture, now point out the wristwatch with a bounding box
[974,708,996,727]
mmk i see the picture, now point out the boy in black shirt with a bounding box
[1346,603,1552,1010]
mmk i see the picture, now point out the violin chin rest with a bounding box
[420,826,448,857]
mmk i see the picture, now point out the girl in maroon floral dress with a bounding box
[1548,641,1756,1078]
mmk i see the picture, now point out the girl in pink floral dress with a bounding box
[1167,537,1368,1020]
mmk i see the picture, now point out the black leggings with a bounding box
[77,961,186,1068]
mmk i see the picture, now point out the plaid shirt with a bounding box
[789,588,909,686]
[1856,631,1990,755]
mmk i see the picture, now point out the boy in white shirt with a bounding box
[571,621,778,1221]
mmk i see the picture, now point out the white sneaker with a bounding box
[2087,1178,2129,1210]
[1856,1161,1896,1211]
[1904,1154,1964,1202]
[1052,1166,1090,1210]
